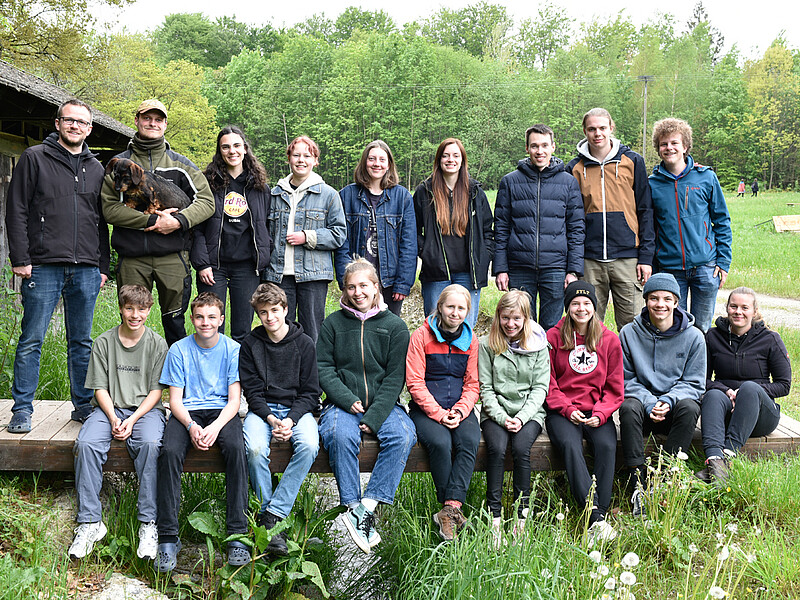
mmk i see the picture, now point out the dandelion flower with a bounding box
[604,576,616,590]
[620,571,637,585]
[718,545,730,561]
[676,451,689,461]
[709,586,727,599]
[556,512,565,521]
[689,543,699,554]
[621,552,640,568]
[726,523,738,534]
[589,550,602,563]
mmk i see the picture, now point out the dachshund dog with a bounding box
[105,157,191,214]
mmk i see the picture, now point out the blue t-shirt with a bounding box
[160,334,240,411]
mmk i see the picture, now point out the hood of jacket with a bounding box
[574,137,621,165]
[516,156,567,180]
[634,305,694,338]
[250,319,306,345]
[277,171,323,195]
[711,316,767,339]
[425,315,473,352]
[651,154,713,181]
[509,320,549,355]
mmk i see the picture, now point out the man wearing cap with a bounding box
[5,99,110,433]
[618,272,706,514]
[101,100,214,345]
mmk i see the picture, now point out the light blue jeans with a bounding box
[243,407,319,518]
[662,263,720,332]
[421,272,482,329]
[319,404,417,506]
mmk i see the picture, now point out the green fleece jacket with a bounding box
[317,307,410,433]
[478,324,550,427]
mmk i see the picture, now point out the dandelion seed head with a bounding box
[556,512,565,521]
[598,565,610,576]
[746,553,756,563]
[589,550,602,563]
[620,571,637,585]
[621,552,640,568]
[726,523,738,534]
[604,576,616,590]
[709,585,727,599]
[676,451,689,461]
[689,543,699,554]
[718,545,730,561]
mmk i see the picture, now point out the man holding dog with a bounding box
[5,99,110,433]
[101,99,214,345]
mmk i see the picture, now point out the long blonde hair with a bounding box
[341,257,381,310]
[488,290,534,355]
[560,304,603,353]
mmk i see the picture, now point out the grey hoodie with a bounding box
[619,306,706,414]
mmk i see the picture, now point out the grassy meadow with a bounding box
[1,191,799,599]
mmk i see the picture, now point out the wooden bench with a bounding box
[2,399,800,473]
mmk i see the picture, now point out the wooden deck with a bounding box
[2,400,800,473]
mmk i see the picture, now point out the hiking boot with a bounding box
[258,512,288,556]
[68,521,107,559]
[587,519,617,548]
[137,520,158,560]
[631,488,646,517]
[433,506,458,541]
[707,457,730,484]
[339,504,380,554]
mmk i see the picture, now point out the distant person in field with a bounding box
[751,178,759,197]
[737,179,746,197]
[335,140,417,316]
[648,118,732,333]
[494,124,585,330]
[567,107,655,330]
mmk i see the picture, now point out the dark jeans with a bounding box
[157,409,248,539]
[381,286,403,317]
[701,382,780,458]
[12,264,101,416]
[278,276,329,343]
[619,396,700,467]
[508,268,566,331]
[482,418,541,517]
[410,407,481,504]
[545,413,617,518]
[196,260,260,343]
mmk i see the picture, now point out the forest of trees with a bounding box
[2,0,798,191]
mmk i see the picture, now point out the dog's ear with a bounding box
[130,162,144,186]
[105,157,118,175]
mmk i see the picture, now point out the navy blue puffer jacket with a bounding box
[493,157,585,275]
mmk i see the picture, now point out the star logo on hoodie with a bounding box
[568,344,598,374]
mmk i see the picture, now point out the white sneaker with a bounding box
[68,522,107,559]
[587,520,617,548]
[631,488,646,517]
[137,520,159,559]
[490,517,506,550]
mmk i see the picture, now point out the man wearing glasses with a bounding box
[101,99,213,346]
[5,99,110,433]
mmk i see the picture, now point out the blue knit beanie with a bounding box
[642,273,681,300]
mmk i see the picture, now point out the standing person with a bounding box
[241,283,320,555]
[191,126,272,343]
[414,138,494,328]
[618,273,705,515]
[101,99,214,346]
[479,290,549,547]
[494,124,585,330]
[335,140,417,316]
[545,281,624,546]
[567,108,655,330]
[317,258,416,554]
[737,180,746,197]
[407,284,481,541]
[649,118,732,333]
[6,98,109,433]
[265,136,346,343]
[751,178,759,197]
[155,293,249,571]
[698,288,791,483]
[69,285,167,560]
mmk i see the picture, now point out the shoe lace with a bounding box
[73,524,95,546]
[140,521,157,540]
[359,511,377,538]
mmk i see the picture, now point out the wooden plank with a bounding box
[21,401,74,445]
[0,399,59,442]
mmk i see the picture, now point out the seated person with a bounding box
[241,283,320,555]
[69,285,168,560]
[619,273,705,514]
[155,292,249,571]
[699,287,791,483]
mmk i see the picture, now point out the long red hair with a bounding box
[431,138,469,237]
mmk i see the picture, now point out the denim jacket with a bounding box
[334,183,418,295]
[265,173,346,283]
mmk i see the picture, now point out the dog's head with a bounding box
[104,157,145,192]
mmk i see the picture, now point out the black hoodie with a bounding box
[239,319,320,424]
[6,133,109,274]
[705,317,792,399]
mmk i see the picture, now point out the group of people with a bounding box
[736,179,759,198]
[4,97,790,563]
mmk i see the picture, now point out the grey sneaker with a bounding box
[707,457,730,484]
[68,522,107,559]
[631,488,646,517]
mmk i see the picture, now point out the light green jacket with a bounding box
[478,324,550,427]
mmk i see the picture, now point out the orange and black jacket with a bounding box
[567,140,655,266]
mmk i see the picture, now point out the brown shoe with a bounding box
[451,506,469,533]
[433,506,457,541]
[707,457,730,484]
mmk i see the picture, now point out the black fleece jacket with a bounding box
[239,320,320,424]
[705,317,792,399]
